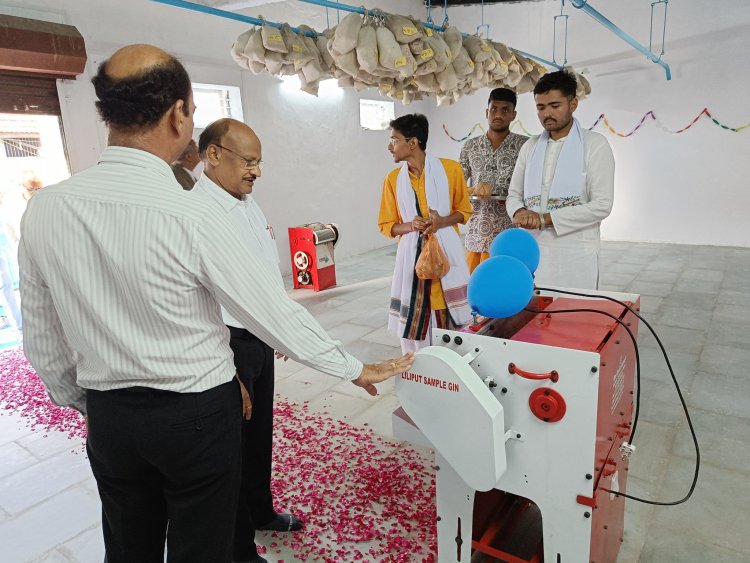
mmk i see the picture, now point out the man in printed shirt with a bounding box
[507,70,615,289]
[460,88,528,273]
[378,114,473,354]
[19,44,413,563]
[192,118,299,563]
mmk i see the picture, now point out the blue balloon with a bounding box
[468,255,534,319]
[489,228,540,274]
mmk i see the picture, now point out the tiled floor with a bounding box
[1,240,749,562]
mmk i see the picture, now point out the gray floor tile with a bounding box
[656,306,712,331]
[673,278,722,294]
[627,281,674,297]
[689,371,750,419]
[635,270,680,284]
[706,319,750,350]
[0,442,37,480]
[626,421,675,486]
[666,290,718,312]
[680,268,725,282]
[638,324,706,355]
[672,408,750,476]
[639,526,749,563]
[653,458,750,556]
[698,344,750,375]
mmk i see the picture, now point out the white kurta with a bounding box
[507,128,615,289]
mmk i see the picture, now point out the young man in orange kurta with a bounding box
[378,114,473,353]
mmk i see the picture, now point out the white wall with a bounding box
[2,0,748,256]
[425,0,750,247]
[0,0,428,274]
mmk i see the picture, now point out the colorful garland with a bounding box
[444,108,750,141]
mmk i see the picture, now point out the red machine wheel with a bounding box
[528,388,567,423]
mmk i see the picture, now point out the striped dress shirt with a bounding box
[19,147,362,414]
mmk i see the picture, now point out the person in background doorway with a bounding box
[378,113,473,354]
[506,70,615,289]
[460,88,528,273]
[171,138,200,190]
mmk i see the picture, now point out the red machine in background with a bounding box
[288,223,339,292]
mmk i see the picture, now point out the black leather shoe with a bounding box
[256,512,303,532]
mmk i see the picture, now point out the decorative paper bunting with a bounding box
[444,108,749,141]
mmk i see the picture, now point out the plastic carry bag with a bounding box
[415,234,451,280]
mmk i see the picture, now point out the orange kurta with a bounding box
[378,158,472,310]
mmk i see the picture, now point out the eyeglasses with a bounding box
[388,136,413,145]
[213,144,263,171]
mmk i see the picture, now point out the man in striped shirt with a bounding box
[19,44,413,563]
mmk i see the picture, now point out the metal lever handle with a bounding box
[508,362,559,383]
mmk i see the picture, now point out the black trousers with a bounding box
[86,380,242,563]
[228,326,276,561]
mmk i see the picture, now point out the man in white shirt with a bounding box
[192,118,296,563]
[19,44,413,563]
[506,70,615,289]
[171,139,200,190]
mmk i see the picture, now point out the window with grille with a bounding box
[2,135,41,158]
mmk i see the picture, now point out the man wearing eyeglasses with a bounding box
[378,113,473,354]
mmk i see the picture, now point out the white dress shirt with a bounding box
[507,128,615,288]
[19,147,362,414]
[192,174,283,328]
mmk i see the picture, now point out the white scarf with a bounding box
[523,118,584,211]
[388,154,471,338]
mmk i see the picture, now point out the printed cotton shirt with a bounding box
[460,133,528,252]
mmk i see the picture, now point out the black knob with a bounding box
[442,334,451,343]
[454,336,463,345]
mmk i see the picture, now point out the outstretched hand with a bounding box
[353,353,416,396]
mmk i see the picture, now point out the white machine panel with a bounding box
[396,346,507,492]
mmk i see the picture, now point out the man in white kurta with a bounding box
[507,70,615,289]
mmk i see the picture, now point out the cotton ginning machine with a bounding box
[288,222,339,291]
[393,287,640,563]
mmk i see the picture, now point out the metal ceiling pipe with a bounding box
[569,0,671,80]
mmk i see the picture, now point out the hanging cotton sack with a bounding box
[513,50,534,73]
[246,60,266,75]
[316,32,335,72]
[452,45,475,77]
[436,63,458,91]
[577,72,591,99]
[332,12,362,54]
[376,26,403,71]
[264,50,285,75]
[414,72,439,93]
[261,23,287,53]
[424,32,453,67]
[377,77,394,96]
[301,55,326,83]
[414,58,438,77]
[464,35,493,64]
[356,24,379,74]
[334,47,360,78]
[243,28,266,65]
[283,26,313,64]
[297,70,320,96]
[231,29,254,68]
[396,44,418,80]
[337,75,355,88]
[385,14,422,44]
[436,92,454,106]
[443,26,463,58]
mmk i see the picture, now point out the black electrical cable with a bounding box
[527,287,700,506]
